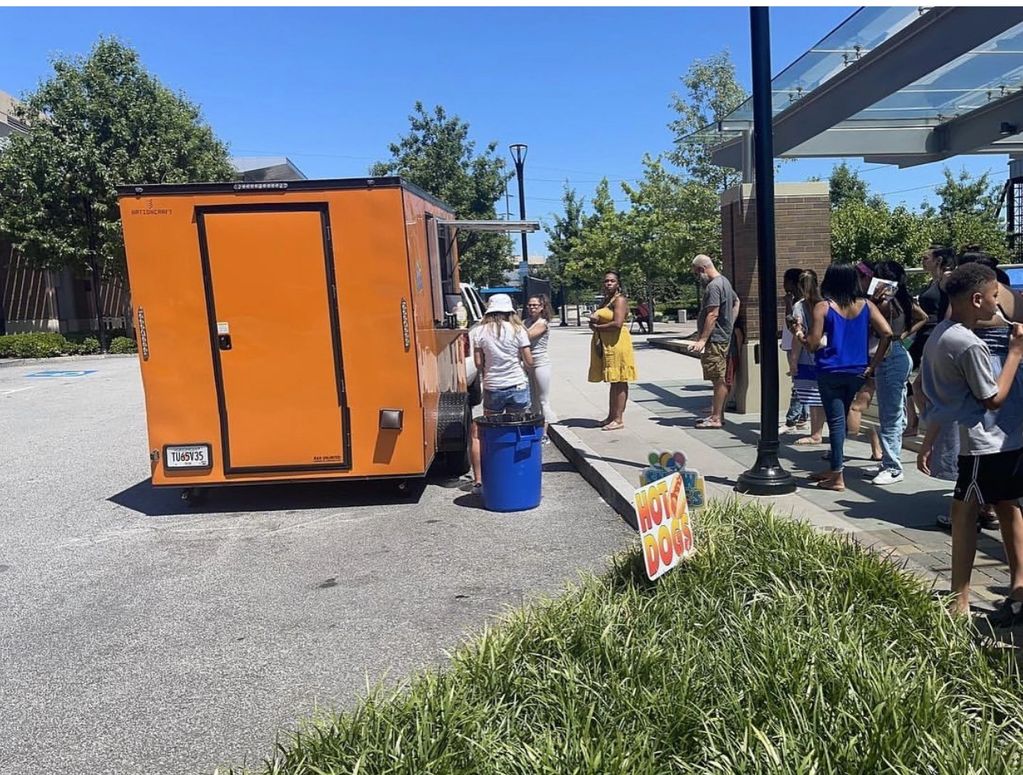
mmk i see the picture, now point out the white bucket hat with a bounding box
[485,293,515,314]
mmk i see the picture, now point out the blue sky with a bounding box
[0,6,1008,257]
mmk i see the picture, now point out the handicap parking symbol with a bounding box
[25,370,97,378]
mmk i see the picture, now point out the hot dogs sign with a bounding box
[633,450,704,581]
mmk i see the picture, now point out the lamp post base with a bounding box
[736,448,796,496]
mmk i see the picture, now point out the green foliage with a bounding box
[542,184,586,295]
[920,168,1008,257]
[831,165,1008,267]
[831,200,932,267]
[667,51,748,194]
[233,499,1023,774]
[108,335,137,354]
[0,37,233,283]
[828,162,868,209]
[65,335,100,355]
[371,102,513,286]
[0,332,71,358]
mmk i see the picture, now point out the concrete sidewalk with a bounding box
[546,323,1014,612]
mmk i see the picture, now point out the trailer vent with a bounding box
[232,182,289,191]
[401,298,411,351]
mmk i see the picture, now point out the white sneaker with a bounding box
[871,469,904,485]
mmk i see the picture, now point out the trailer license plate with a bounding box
[165,444,211,469]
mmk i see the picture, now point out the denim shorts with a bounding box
[483,385,531,413]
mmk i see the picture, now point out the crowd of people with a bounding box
[782,247,1023,626]
[463,251,1023,626]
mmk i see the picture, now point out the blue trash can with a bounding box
[477,413,544,512]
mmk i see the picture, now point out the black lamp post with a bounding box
[736,6,796,496]
[509,144,529,266]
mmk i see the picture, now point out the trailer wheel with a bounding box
[436,395,472,477]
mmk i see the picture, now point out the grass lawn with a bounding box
[229,499,1023,774]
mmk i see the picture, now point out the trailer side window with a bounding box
[425,215,444,324]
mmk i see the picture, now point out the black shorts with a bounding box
[954,449,1023,505]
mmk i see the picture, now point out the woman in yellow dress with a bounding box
[588,270,637,430]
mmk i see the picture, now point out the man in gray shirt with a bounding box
[918,263,1023,625]
[689,254,740,428]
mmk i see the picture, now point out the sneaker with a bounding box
[471,482,482,496]
[862,464,882,477]
[935,512,992,532]
[979,508,999,531]
[541,436,552,446]
[988,597,1023,628]
[870,469,904,485]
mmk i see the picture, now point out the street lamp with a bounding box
[509,143,529,266]
[735,6,796,496]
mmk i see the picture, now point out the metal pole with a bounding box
[514,166,528,264]
[736,6,795,496]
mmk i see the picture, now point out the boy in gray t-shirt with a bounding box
[918,263,1023,624]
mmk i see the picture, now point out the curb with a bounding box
[548,423,638,530]
[548,412,985,606]
[0,353,137,369]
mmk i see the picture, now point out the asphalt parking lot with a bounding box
[0,356,633,775]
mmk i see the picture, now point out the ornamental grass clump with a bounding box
[237,499,1023,775]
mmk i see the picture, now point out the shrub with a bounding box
[109,336,137,354]
[65,335,100,356]
[240,499,1023,774]
[0,332,69,358]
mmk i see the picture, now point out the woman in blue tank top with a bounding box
[793,264,893,491]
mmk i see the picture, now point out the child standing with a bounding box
[918,263,1023,625]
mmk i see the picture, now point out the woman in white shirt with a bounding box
[524,295,556,439]
[468,293,534,490]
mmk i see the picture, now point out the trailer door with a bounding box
[197,204,349,474]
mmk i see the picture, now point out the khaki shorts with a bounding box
[701,341,730,383]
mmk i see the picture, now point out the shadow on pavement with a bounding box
[109,476,430,517]
[560,418,605,429]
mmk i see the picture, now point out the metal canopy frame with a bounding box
[436,219,539,233]
[699,6,1023,170]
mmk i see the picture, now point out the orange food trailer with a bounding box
[118,176,520,500]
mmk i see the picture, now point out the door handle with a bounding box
[218,334,232,350]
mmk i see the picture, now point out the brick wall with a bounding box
[720,183,831,340]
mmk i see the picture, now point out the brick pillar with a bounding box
[720,182,830,413]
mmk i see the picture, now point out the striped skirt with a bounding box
[793,362,822,407]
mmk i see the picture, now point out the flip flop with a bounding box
[794,437,823,445]
[600,421,625,431]
[694,419,723,429]
[815,479,845,492]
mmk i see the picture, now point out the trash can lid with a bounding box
[475,411,544,427]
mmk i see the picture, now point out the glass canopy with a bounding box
[696,6,1023,167]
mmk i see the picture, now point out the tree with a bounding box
[619,155,719,300]
[831,200,931,267]
[560,179,627,299]
[828,162,868,209]
[920,167,1007,257]
[542,183,586,306]
[371,102,512,286]
[0,37,234,348]
[667,51,749,194]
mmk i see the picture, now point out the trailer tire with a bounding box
[436,392,471,476]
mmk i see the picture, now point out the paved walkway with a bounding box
[546,321,1013,612]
